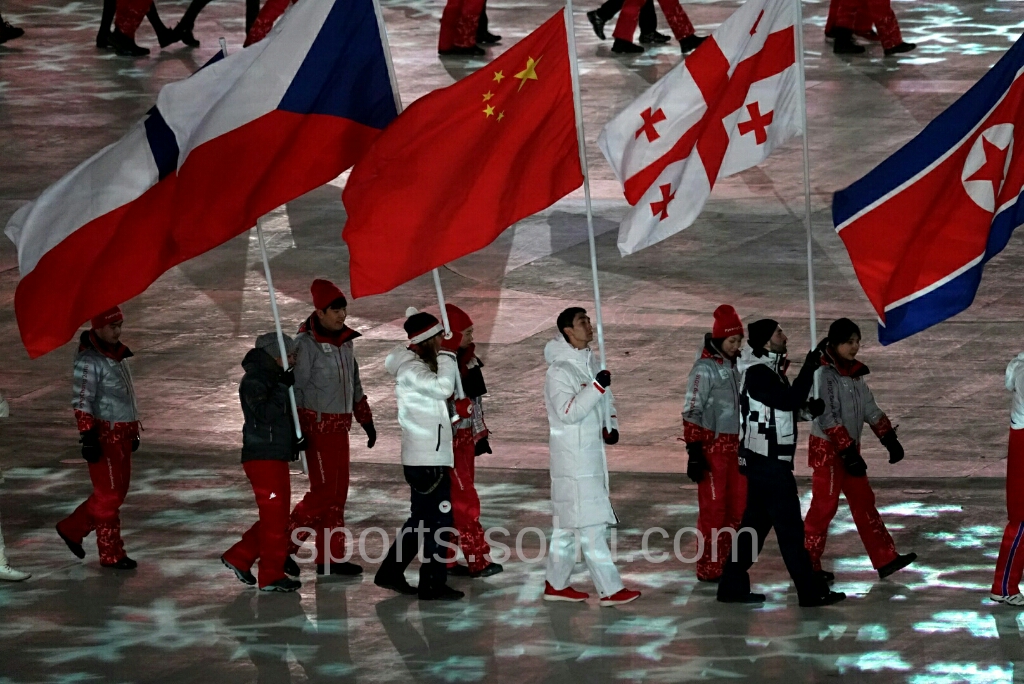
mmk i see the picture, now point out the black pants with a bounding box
[378,466,454,592]
[718,456,822,603]
[594,0,657,34]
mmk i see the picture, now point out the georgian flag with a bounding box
[598,0,802,256]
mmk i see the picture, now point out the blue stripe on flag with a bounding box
[144,106,179,181]
[277,0,397,130]
[833,36,1024,227]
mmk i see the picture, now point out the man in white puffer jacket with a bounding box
[991,352,1024,605]
[542,307,640,606]
[374,308,472,601]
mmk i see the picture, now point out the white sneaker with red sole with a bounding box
[600,588,641,606]
[543,581,590,602]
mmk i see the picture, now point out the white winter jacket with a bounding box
[384,345,458,467]
[1008,352,1024,430]
[544,337,618,529]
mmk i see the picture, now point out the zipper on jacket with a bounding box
[436,424,442,451]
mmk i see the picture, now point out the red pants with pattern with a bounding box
[695,434,746,580]
[438,0,485,51]
[804,436,898,571]
[832,0,902,49]
[287,428,351,565]
[114,0,152,37]
[447,429,492,573]
[224,460,291,588]
[825,0,874,37]
[992,429,1024,595]
[57,430,135,565]
[244,0,296,46]
[613,0,694,42]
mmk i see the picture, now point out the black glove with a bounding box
[474,437,492,456]
[881,430,904,464]
[80,428,102,463]
[815,337,830,353]
[603,428,619,445]
[804,348,824,369]
[362,421,376,449]
[595,370,611,388]
[839,444,867,477]
[806,398,825,417]
[281,368,296,387]
[685,442,707,483]
[131,435,140,453]
[293,435,307,461]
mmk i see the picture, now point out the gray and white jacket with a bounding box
[293,316,369,426]
[810,353,889,450]
[72,331,139,431]
[683,334,740,443]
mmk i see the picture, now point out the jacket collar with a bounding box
[700,333,736,367]
[298,313,361,346]
[823,346,869,378]
[79,330,133,361]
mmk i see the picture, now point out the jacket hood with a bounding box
[1008,352,1024,391]
[242,347,283,377]
[385,345,418,377]
[544,336,591,367]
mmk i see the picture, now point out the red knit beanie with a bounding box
[712,305,744,338]
[91,306,123,330]
[311,279,346,310]
[444,304,473,333]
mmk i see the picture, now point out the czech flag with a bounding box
[5,0,397,358]
[833,36,1024,345]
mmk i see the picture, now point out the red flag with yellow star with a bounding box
[342,10,583,297]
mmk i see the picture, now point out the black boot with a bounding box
[679,34,706,53]
[110,29,150,56]
[222,556,257,586]
[611,38,644,54]
[717,591,766,604]
[283,557,301,577]
[470,562,503,578]
[147,4,179,48]
[102,556,138,570]
[816,569,835,584]
[374,571,418,595]
[639,30,671,45]
[317,561,363,576]
[587,10,607,40]
[884,42,916,56]
[57,526,86,559]
[175,24,200,47]
[260,577,301,593]
[878,552,917,579]
[833,27,865,54]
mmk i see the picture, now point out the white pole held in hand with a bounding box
[432,269,467,403]
[793,0,817,347]
[256,218,308,475]
[564,1,612,430]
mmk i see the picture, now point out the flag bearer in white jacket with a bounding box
[374,309,472,601]
[991,352,1024,606]
[542,307,640,606]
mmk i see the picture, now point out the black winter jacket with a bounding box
[240,348,299,463]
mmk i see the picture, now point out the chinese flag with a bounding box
[342,10,583,297]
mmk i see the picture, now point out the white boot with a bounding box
[0,560,30,582]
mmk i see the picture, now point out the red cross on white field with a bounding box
[737,102,774,144]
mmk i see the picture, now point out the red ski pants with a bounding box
[448,430,492,573]
[224,460,291,588]
[831,0,902,49]
[244,0,296,46]
[992,429,1024,595]
[825,0,873,37]
[58,437,133,565]
[804,439,898,571]
[438,0,485,51]
[114,0,152,37]
[613,0,694,42]
[288,430,351,565]
[695,435,746,580]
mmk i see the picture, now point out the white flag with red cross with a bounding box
[598,0,803,256]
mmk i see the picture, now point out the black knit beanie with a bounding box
[747,319,779,350]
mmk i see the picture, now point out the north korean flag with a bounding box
[833,36,1024,345]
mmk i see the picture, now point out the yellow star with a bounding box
[482,91,493,102]
[493,71,504,83]
[514,56,541,91]
[483,104,495,118]
[498,111,505,121]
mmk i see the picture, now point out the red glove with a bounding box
[455,398,473,419]
[440,330,463,353]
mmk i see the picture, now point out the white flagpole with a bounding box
[793,0,817,347]
[256,218,308,474]
[370,0,466,402]
[564,0,612,430]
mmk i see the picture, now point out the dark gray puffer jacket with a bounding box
[240,347,298,463]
